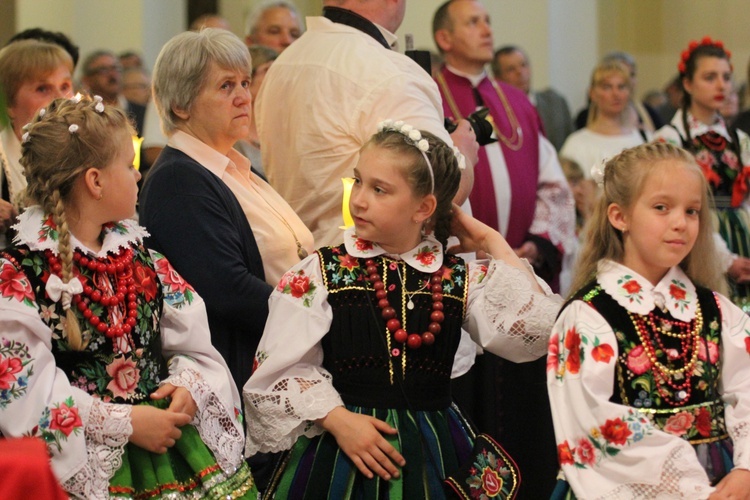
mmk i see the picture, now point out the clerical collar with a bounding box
[323,7,394,49]
[445,64,486,87]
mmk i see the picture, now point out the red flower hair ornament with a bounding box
[678,36,732,75]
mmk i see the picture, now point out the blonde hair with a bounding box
[586,60,633,126]
[20,97,135,350]
[0,39,73,123]
[569,142,725,297]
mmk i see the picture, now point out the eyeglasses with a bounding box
[87,64,122,76]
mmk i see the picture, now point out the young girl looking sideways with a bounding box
[548,142,750,499]
[243,120,562,498]
[654,37,750,311]
[0,97,256,498]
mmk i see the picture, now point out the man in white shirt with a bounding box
[256,0,477,247]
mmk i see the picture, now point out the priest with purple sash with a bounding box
[433,2,575,498]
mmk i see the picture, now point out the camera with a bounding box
[444,107,497,147]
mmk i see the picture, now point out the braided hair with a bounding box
[20,96,134,350]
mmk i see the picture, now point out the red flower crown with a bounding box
[678,36,732,74]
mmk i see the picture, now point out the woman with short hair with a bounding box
[139,28,314,395]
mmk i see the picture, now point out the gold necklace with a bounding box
[436,71,524,151]
[252,182,308,260]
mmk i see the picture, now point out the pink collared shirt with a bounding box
[168,131,314,285]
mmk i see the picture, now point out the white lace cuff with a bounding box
[244,373,344,456]
[62,400,131,500]
[163,368,244,473]
[482,259,561,358]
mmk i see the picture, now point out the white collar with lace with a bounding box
[342,227,443,273]
[671,108,732,142]
[597,259,697,322]
[12,205,149,258]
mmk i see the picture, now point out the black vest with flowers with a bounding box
[574,281,727,445]
[2,243,167,404]
[317,245,468,411]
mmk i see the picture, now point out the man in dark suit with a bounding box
[80,50,146,136]
[492,45,573,151]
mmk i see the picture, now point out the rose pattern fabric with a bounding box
[556,410,651,469]
[2,243,167,405]
[548,326,615,381]
[278,269,318,307]
[0,338,33,409]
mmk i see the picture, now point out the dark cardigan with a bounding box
[139,146,272,392]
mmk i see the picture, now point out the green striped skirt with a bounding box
[266,404,475,499]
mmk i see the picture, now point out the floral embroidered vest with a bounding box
[2,244,168,404]
[671,124,743,200]
[316,245,468,411]
[576,282,728,446]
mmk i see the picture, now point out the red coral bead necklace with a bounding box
[46,248,138,339]
[366,258,444,350]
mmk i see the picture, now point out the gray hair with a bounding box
[152,28,251,134]
[244,0,301,36]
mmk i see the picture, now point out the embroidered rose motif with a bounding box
[480,466,502,496]
[564,328,581,375]
[354,238,373,252]
[338,254,359,271]
[546,332,559,373]
[745,336,750,355]
[575,438,596,466]
[0,261,36,304]
[698,340,719,365]
[592,343,615,363]
[663,411,695,436]
[154,257,192,295]
[414,246,437,267]
[622,279,641,295]
[557,441,574,466]
[694,407,712,437]
[278,269,318,307]
[49,401,83,437]
[133,262,157,302]
[0,355,22,390]
[721,150,739,170]
[288,275,310,298]
[626,345,651,375]
[669,283,686,301]
[600,417,632,446]
[106,356,140,400]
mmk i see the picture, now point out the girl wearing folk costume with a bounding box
[654,37,750,312]
[0,97,256,498]
[243,121,562,498]
[548,143,750,499]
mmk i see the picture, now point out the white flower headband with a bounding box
[378,119,439,194]
[591,158,608,187]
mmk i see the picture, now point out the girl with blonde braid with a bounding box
[0,97,257,499]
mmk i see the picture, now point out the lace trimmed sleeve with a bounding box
[716,293,750,470]
[243,254,344,457]
[464,258,562,362]
[61,399,131,500]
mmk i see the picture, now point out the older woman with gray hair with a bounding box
[139,28,313,396]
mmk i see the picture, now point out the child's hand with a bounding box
[151,383,198,420]
[317,407,405,481]
[129,405,192,454]
[709,469,750,499]
[728,257,750,284]
[449,204,513,259]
